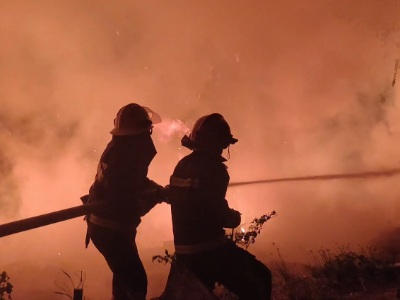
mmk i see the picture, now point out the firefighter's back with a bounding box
[170,150,230,246]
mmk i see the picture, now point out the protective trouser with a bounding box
[88,222,147,300]
[176,240,272,300]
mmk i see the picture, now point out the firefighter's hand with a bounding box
[140,186,170,204]
[138,186,170,216]
[223,209,241,229]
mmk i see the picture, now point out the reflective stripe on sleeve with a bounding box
[170,176,199,188]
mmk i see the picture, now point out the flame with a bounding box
[241,227,245,233]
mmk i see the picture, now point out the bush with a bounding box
[0,272,13,300]
[271,238,400,300]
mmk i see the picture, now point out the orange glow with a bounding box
[0,0,399,298]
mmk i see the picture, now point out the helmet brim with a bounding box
[110,125,153,136]
[143,106,162,124]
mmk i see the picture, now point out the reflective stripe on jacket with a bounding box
[88,214,137,233]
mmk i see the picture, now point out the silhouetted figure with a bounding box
[83,103,168,300]
[168,113,273,300]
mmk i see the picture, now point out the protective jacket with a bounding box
[169,150,241,254]
[88,133,162,228]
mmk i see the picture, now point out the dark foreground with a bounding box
[2,227,400,300]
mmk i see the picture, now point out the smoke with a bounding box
[0,0,400,298]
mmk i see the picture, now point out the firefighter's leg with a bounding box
[211,242,272,300]
[175,253,217,292]
[111,258,147,300]
[88,223,148,300]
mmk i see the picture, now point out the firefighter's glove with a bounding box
[149,185,170,204]
[140,185,170,204]
[223,209,242,229]
[159,185,171,204]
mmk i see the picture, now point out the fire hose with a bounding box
[393,59,399,87]
[1,167,400,239]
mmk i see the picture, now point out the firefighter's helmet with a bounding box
[182,113,238,151]
[110,103,162,136]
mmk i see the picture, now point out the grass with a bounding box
[271,227,400,300]
[54,270,87,300]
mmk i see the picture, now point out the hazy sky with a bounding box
[0,0,399,299]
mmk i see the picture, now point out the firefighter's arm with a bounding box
[212,165,242,228]
[126,161,169,215]
[141,179,170,203]
[137,179,170,216]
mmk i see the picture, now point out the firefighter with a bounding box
[83,103,168,300]
[168,113,272,300]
